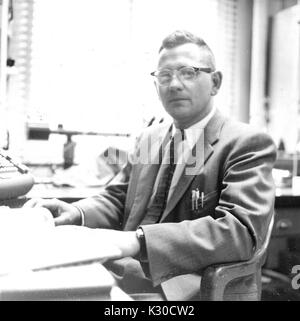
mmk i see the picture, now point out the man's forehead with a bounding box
[157,43,209,67]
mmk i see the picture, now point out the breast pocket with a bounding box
[186,189,219,218]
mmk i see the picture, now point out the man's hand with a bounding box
[23,198,82,226]
[54,226,141,258]
[92,229,141,258]
[23,200,141,258]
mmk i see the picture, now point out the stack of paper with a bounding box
[0,207,122,300]
[0,207,121,275]
[0,263,115,301]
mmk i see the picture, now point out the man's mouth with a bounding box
[168,97,189,103]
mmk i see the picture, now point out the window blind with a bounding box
[1,0,34,156]
[7,0,34,111]
[216,0,239,118]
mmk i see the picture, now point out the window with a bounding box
[28,0,227,133]
[4,0,248,161]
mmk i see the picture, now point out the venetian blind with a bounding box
[216,0,239,117]
[1,0,34,155]
[7,0,33,111]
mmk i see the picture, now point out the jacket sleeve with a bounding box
[141,131,277,286]
[71,133,143,229]
[72,161,131,229]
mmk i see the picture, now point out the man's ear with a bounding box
[211,71,222,96]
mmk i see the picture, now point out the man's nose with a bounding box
[169,73,184,90]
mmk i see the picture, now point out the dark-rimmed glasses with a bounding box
[150,66,212,86]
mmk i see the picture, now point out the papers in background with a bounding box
[50,164,114,187]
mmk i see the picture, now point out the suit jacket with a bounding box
[74,110,277,300]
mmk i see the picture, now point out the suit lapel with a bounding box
[161,110,226,221]
[124,123,172,229]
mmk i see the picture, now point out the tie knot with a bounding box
[179,129,185,140]
[172,128,185,143]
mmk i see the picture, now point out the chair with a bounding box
[200,215,274,301]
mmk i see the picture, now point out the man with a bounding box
[24,30,277,301]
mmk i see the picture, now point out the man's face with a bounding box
[156,43,220,128]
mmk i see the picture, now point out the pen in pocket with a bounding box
[191,189,204,210]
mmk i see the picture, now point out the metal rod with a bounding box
[50,129,131,137]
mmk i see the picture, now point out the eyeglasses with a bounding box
[150,66,213,86]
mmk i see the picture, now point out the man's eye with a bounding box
[158,72,172,80]
[181,69,195,78]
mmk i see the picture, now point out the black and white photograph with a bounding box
[0,0,300,305]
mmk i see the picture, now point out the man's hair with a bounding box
[159,30,216,70]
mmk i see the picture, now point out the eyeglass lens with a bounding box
[157,67,197,85]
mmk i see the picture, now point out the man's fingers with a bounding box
[23,198,77,225]
[54,216,68,226]
[53,209,76,226]
[23,198,44,208]
[23,198,62,217]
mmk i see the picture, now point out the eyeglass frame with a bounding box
[150,66,213,86]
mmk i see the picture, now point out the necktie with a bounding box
[141,129,184,225]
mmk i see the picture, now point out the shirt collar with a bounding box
[172,106,216,148]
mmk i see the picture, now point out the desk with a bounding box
[273,188,300,238]
[3,184,300,278]
[0,184,102,207]
[26,183,102,202]
[0,263,132,301]
[265,188,300,273]
[0,184,134,301]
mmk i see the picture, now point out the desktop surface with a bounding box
[0,207,129,301]
[0,263,114,301]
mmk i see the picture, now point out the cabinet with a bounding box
[266,195,300,275]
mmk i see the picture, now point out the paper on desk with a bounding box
[0,208,122,276]
[51,159,115,188]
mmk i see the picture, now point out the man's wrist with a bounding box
[136,227,148,263]
[73,204,85,226]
